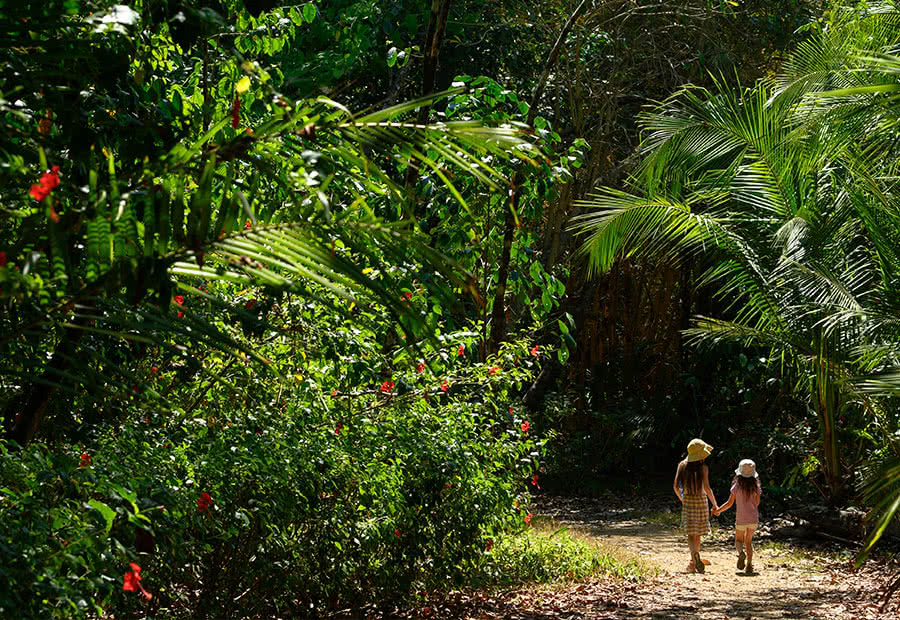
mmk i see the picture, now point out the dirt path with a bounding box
[533,496,896,619]
[594,517,849,618]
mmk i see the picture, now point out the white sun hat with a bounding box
[735,459,758,478]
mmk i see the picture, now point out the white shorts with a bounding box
[736,523,757,534]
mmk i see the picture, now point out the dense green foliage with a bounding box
[5,0,900,617]
[573,0,900,551]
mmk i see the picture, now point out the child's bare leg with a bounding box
[745,530,754,568]
[735,529,744,553]
[686,535,699,570]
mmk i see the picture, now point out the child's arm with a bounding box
[673,468,683,503]
[714,492,735,515]
[702,464,719,511]
[754,487,761,506]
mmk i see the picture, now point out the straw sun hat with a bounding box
[686,438,714,462]
[735,458,758,478]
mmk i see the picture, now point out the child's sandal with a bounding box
[692,551,705,574]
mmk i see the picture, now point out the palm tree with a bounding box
[570,0,900,528]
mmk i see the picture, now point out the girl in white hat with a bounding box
[713,459,762,574]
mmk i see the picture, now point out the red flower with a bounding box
[394,529,402,538]
[231,95,241,129]
[440,380,449,392]
[443,483,451,489]
[530,345,539,356]
[416,362,425,373]
[244,219,252,230]
[525,512,533,524]
[335,423,342,435]
[48,205,60,223]
[380,380,394,393]
[331,389,338,396]
[150,366,159,374]
[29,166,60,202]
[197,492,213,512]
[509,407,514,415]
[123,563,152,599]
[457,344,465,356]
[531,474,540,489]
[520,421,530,433]
[403,291,412,301]
[177,311,184,318]
[244,299,257,310]
[0,251,6,268]
[489,367,498,375]
[79,451,91,468]
[173,295,185,306]
[485,539,493,552]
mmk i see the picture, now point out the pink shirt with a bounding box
[731,481,760,525]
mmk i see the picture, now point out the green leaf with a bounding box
[88,499,116,533]
[302,3,316,23]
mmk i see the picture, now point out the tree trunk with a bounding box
[815,336,845,503]
[488,0,590,352]
[404,0,453,191]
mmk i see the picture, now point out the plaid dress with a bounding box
[681,493,711,537]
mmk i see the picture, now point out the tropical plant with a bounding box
[571,0,900,548]
[0,0,538,445]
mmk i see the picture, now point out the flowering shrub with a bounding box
[0,340,544,618]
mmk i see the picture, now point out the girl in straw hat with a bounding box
[673,438,719,573]
[714,459,762,574]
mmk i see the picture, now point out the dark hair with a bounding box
[733,474,761,498]
[676,459,705,495]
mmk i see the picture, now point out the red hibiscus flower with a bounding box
[394,529,402,538]
[231,95,241,129]
[489,367,498,375]
[525,512,533,524]
[457,344,465,356]
[416,362,425,373]
[380,380,394,393]
[29,166,60,202]
[509,407,514,415]
[440,380,449,392]
[123,563,152,599]
[79,451,91,468]
[177,311,184,318]
[173,295,185,306]
[403,291,412,301]
[244,219,252,229]
[197,492,213,512]
[150,366,159,374]
[530,345,539,356]
[331,389,338,396]
[531,474,540,489]
[520,421,530,433]
[485,539,493,552]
